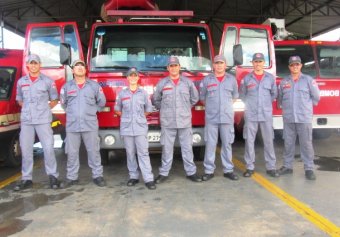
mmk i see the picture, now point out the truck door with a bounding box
[218,23,275,130]
[24,22,84,125]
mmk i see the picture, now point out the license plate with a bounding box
[148,132,161,142]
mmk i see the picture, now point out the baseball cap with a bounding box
[71,59,86,68]
[167,56,180,66]
[26,54,41,63]
[126,67,139,77]
[288,56,302,65]
[252,53,265,61]
[214,55,226,63]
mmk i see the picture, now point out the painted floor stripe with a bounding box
[0,173,21,189]
[233,158,340,237]
[0,159,43,189]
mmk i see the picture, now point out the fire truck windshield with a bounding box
[317,45,340,78]
[90,25,212,72]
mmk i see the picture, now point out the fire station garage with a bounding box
[0,1,340,236]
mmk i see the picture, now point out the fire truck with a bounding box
[22,0,277,161]
[273,40,340,139]
[0,49,22,166]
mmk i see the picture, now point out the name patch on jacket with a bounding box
[162,86,173,91]
[67,90,77,95]
[121,97,131,101]
[282,83,292,89]
[247,83,256,89]
[207,83,217,88]
[21,84,30,88]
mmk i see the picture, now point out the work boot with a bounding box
[186,173,202,182]
[49,175,61,189]
[278,166,293,175]
[202,173,214,181]
[305,170,316,180]
[224,172,239,181]
[93,177,106,187]
[155,175,168,184]
[243,169,254,178]
[63,179,79,188]
[266,170,280,178]
[13,180,33,191]
[145,181,156,190]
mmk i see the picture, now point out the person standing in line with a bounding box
[14,54,61,191]
[114,67,156,190]
[152,56,202,183]
[60,59,106,187]
[199,55,239,181]
[239,53,279,178]
[277,56,320,180]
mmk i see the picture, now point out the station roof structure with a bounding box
[1,0,339,47]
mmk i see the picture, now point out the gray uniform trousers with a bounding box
[243,120,276,170]
[20,123,58,180]
[159,127,196,176]
[204,123,234,174]
[283,123,314,170]
[123,135,154,183]
[66,131,103,180]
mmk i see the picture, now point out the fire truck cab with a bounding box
[0,49,22,166]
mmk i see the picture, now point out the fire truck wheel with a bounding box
[100,149,109,166]
[4,130,22,167]
[312,129,332,140]
[193,146,205,161]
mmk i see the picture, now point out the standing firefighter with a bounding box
[239,53,279,178]
[114,67,156,190]
[152,56,202,183]
[277,56,320,180]
[14,54,61,191]
[60,59,106,187]
[199,55,239,181]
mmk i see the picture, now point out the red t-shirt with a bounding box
[172,78,180,85]
[216,75,224,82]
[30,76,38,82]
[254,73,264,81]
[77,83,85,89]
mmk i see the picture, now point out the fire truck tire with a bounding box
[193,146,205,161]
[4,130,22,167]
[312,129,332,140]
[100,149,109,166]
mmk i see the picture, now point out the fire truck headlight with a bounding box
[233,99,245,111]
[194,105,205,111]
[192,133,202,144]
[104,135,115,146]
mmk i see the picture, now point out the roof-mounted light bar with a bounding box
[106,10,194,23]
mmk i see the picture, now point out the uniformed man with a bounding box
[240,53,279,178]
[114,67,156,190]
[152,56,202,183]
[60,59,106,187]
[199,55,239,181]
[14,54,61,191]
[277,56,320,180]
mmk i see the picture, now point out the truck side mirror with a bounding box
[60,43,71,66]
[233,44,243,66]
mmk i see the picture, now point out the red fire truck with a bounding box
[0,49,22,166]
[273,40,340,139]
[22,0,277,161]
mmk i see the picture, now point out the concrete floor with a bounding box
[0,132,339,237]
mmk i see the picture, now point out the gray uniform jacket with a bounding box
[152,75,199,128]
[16,74,58,125]
[277,73,320,123]
[240,71,277,122]
[60,79,106,132]
[199,73,238,124]
[114,87,153,136]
